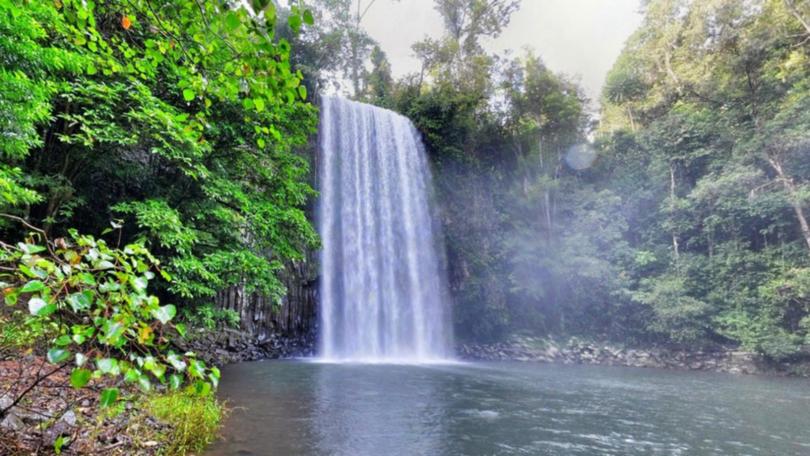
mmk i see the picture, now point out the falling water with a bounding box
[318,96,453,362]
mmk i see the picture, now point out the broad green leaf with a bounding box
[95,260,115,270]
[97,357,119,375]
[5,291,18,306]
[70,368,92,388]
[47,348,71,364]
[182,88,196,101]
[152,304,176,324]
[253,97,265,112]
[54,335,71,346]
[169,374,182,390]
[67,291,92,311]
[167,352,187,371]
[99,388,118,407]
[288,13,302,32]
[29,297,55,316]
[225,11,240,31]
[20,280,46,293]
[138,374,152,391]
[194,380,212,396]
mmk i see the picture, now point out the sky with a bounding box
[361,0,644,108]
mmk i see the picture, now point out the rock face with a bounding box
[211,132,321,364]
[458,336,809,377]
[211,254,318,363]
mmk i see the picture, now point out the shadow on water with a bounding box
[205,361,810,456]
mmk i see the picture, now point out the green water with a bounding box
[206,361,810,455]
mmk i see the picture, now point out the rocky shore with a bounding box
[458,336,810,377]
[177,327,316,366]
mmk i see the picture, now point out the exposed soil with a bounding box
[0,354,167,455]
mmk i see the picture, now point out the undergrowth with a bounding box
[145,388,224,455]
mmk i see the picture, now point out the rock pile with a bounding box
[457,336,785,376]
[177,327,316,366]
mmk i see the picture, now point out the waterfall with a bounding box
[317,96,453,362]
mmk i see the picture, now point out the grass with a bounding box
[0,310,53,352]
[145,388,224,455]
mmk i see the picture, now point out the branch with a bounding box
[0,213,64,264]
[0,362,69,419]
[785,0,810,37]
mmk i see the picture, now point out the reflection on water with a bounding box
[310,363,448,455]
[206,361,810,456]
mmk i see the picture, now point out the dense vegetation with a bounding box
[307,0,810,360]
[0,0,316,451]
[3,0,810,451]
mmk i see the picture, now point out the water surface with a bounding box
[206,361,810,455]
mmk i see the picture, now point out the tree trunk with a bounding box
[768,155,810,252]
[670,162,680,259]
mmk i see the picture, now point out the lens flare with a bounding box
[564,144,597,170]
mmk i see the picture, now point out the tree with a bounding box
[1,0,318,315]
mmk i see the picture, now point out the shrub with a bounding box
[0,219,218,412]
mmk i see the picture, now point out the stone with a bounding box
[1,412,24,431]
[0,394,13,410]
[61,410,77,427]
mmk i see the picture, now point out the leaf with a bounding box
[138,374,151,391]
[303,9,314,25]
[298,85,307,100]
[47,348,70,364]
[166,352,187,371]
[152,304,176,324]
[169,374,182,390]
[194,380,212,396]
[183,89,196,101]
[99,388,118,407]
[67,291,92,311]
[175,323,187,338]
[253,97,265,112]
[54,435,69,455]
[288,13,302,32]
[5,290,18,306]
[96,260,115,270]
[70,368,92,388]
[131,276,148,291]
[225,11,240,31]
[121,15,132,30]
[20,280,46,293]
[54,335,71,346]
[97,358,119,375]
[29,297,55,316]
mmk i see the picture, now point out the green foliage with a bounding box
[594,0,810,352]
[181,303,240,330]
[632,274,711,344]
[146,387,223,456]
[377,0,810,357]
[0,0,319,317]
[1,225,218,405]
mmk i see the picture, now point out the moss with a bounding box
[145,388,224,455]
